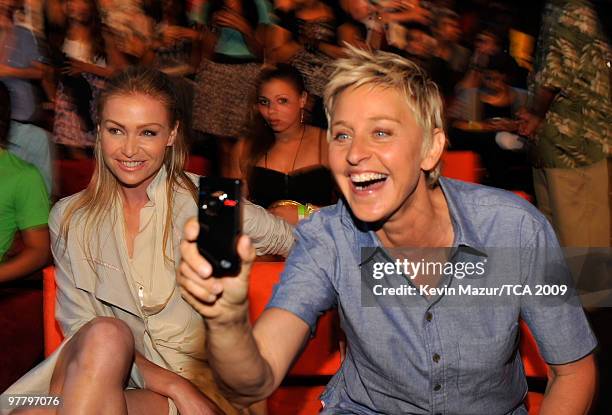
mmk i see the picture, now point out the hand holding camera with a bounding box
[177,217,255,325]
[177,177,254,324]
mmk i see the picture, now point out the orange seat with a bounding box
[249,262,342,414]
[42,266,64,356]
[42,265,548,414]
[249,262,342,377]
[441,150,483,183]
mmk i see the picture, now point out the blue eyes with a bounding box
[333,132,350,141]
[374,130,390,137]
[332,130,392,141]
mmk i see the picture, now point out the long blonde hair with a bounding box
[59,67,197,262]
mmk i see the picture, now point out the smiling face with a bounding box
[99,93,177,193]
[329,85,441,224]
[257,78,306,134]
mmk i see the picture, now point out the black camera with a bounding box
[197,177,242,276]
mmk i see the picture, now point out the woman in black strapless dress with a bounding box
[229,64,336,225]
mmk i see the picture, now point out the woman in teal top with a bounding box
[192,0,273,176]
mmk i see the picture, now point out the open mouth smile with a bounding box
[350,172,388,191]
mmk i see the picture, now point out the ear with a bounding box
[167,122,179,146]
[420,128,446,172]
[300,91,308,108]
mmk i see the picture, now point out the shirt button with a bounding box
[425,312,433,322]
[432,353,441,363]
[434,384,442,391]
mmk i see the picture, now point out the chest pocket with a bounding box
[148,289,207,360]
[457,322,519,400]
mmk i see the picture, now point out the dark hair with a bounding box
[258,63,306,96]
[207,0,259,30]
[242,64,306,185]
[64,0,106,61]
[0,82,11,148]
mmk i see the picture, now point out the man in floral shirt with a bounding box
[519,0,610,247]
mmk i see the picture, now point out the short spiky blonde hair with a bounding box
[324,46,445,185]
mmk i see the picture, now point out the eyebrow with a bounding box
[104,120,164,129]
[258,95,289,99]
[367,116,401,123]
[331,116,401,127]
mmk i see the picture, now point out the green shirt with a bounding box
[530,0,611,168]
[0,150,49,261]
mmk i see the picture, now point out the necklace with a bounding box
[265,125,306,173]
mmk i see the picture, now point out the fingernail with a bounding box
[200,264,211,276]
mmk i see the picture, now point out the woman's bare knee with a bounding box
[70,317,135,373]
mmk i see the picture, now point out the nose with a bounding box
[267,102,278,116]
[121,135,139,158]
[346,136,370,166]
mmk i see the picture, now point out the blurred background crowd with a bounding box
[1,0,583,197]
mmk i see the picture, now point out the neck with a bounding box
[68,24,91,38]
[376,179,453,248]
[274,122,304,143]
[119,183,151,211]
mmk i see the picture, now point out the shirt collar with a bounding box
[438,177,486,254]
[144,165,168,207]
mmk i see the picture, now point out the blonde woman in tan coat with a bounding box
[2,67,294,415]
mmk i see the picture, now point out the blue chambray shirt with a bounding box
[267,177,597,415]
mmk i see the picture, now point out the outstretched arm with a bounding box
[178,219,309,406]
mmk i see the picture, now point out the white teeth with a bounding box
[121,161,144,168]
[350,172,388,183]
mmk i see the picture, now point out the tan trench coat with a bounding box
[2,169,239,415]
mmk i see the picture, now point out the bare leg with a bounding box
[49,317,135,415]
[10,389,169,415]
[124,390,169,415]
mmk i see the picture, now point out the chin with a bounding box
[111,170,153,189]
[344,198,389,224]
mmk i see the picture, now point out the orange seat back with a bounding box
[42,266,64,356]
[441,151,483,183]
[249,262,342,376]
[43,263,343,376]
[43,265,546,413]
[519,320,549,378]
